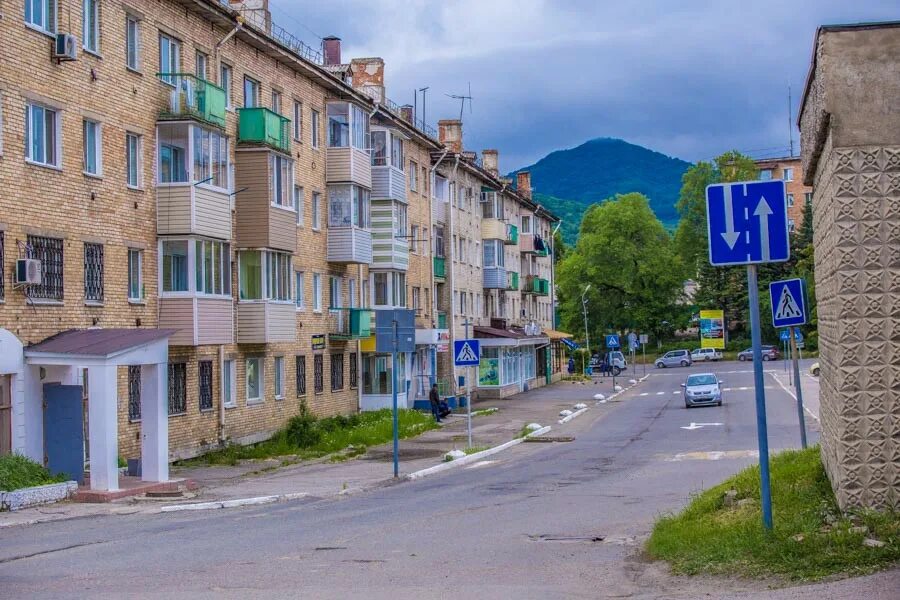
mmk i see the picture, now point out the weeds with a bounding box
[0,454,69,491]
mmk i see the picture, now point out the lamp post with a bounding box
[581,284,592,374]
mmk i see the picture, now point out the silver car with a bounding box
[682,373,724,408]
[655,349,692,368]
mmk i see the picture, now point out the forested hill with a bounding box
[510,138,691,245]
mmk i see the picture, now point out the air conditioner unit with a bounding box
[15,259,42,285]
[52,33,78,62]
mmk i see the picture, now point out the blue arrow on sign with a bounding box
[706,180,790,266]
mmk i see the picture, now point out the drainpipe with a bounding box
[447,155,461,396]
[550,219,562,328]
[428,148,450,391]
[214,20,243,82]
[218,344,226,444]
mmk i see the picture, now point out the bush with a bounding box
[0,454,68,491]
[284,412,321,448]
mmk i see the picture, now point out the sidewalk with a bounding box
[1,377,634,526]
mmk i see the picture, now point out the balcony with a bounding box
[372,166,407,202]
[238,107,291,154]
[236,302,296,344]
[329,308,374,341]
[233,150,297,252]
[432,199,448,224]
[437,312,448,329]
[371,200,409,270]
[522,275,549,296]
[519,233,549,255]
[433,256,446,279]
[483,267,507,289]
[160,297,233,346]
[326,146,371,188]
[505,224,519,245]
[507,272,519,291]
[327,226,373,264]
[481,218,505,241]
[157,73,226,129]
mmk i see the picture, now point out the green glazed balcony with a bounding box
[238,107,291,154]
[157,73,227,129]
[437,311,448,329]
[328,308,374,340]
[523,275,549,295]
[433,256,446,279]
[535,247,549,257]
[507,272,519,291]
[505,224,519,245]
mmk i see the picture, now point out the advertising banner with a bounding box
[699,310,725,349]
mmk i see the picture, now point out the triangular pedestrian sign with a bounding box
[774,285,802,320]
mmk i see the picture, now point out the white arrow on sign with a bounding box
[681,422,723,430]
[721,184,740,249]
[754,195,773,261]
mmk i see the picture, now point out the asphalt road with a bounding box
[2,361,895,599]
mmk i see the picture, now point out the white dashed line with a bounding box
[639,392,649,396]
[656,392,665,396]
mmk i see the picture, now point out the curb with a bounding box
[558,407,589,424]
[159,492,308,513]
[406,426,552,480]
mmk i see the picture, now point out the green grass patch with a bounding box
[182,408,438,467]
[0,454,69,491]
[646,446,900,581]
[463,445,490,455]
[472,408,499,417]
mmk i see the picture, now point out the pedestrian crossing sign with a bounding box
[769,278,807,328]
[454,339,481,366]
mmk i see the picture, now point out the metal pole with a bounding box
[642,343,646,377]
[391,320,400,478]
[747,265,773,531]
[783,338,788,374]
[789,327,808,449]
[464,319,472,449]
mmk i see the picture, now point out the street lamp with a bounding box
[581,284,592,374]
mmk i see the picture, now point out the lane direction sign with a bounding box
[770,278,808,328]
[706,180,790,266]
[454,339,480,366]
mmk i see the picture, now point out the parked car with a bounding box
[691,348,723,362]
[589,351,627,376]
[681,373,724,408]
[737,345,779,361]
[655,349,692,368]
[810,362,820,377]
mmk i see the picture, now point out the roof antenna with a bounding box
[446,82,473,122]
[788,85,794,158]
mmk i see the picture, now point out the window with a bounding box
[223,359,236,408]
[349,278,356,308]
[410,225,419,254]
[26,0,55,32]
[373,272,387,306]
[362,354,405,395]
[329,276,342,309]
[349,353,358,389]
[331,353,344,391]
[195,240,230,295]
[804,192,812,204]
[27,235,63,300]
[126,132,141,188]
[409,160,418,191]
[371,130,387,166]
[195,51,207,79]
[243,76,259,108]
[82,0,99,53]
[312,273,322,311]
[295,356,306,396]
[789,219,796,232]
[220,63,233,109]
[128,365,141,421]
[294,271,304,309]
[25,102,59,167]
[393,273,406,307]
[327,185,370,228]
[361,279,369,308]
[161,240,188,292]
[167,362,187,415]
[238,250,291,301]
[484,240,504,268]
[246,357,262,403]
[311,109,320,149]
[292,101,303,141]
[787,193,795,207]
[192,127,229,189]
[313,354,324,394]
[759,168,773,181]
[267,252,291,301]
[159,140,187,183]
[271,155,293,207]
[395,203,407,237]
[412,287,421,313]
[125,15,140,70]
[198,360,213,411]
[158,34,180,85]
[293,185,304,225]
[271,90,282,114]
[391,135,403,169]
[83,243,103,302]
[311,191,321,229]
[520,214,532,234]
[783,167,794,182]
[83,119,102,176]
[327,102,368,149]
[274,356,284,399]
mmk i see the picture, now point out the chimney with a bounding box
[517,171,532,200]
[350,57,385,104]
[322,36,342,66]
[230,0,271,33]
[438,119,462,154]
[400,105,414,124]
[482,149,499,176]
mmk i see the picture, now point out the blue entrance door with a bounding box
[43,383,84,484]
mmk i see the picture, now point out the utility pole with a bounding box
[581,284,591,375]
[391,318,400,478]
[463,317,473,448]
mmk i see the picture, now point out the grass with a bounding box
[182,408,438,467]
[472,408,499,417]
[463,445,490,455]
[646,446,900,581]
[0,454,69,492]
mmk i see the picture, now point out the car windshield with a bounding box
[686,375,717,386]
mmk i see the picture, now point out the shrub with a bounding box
[0,454,68,491]
[284,411,321,449]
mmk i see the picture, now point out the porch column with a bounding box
[87,364,119,491]
[140,363,169,483]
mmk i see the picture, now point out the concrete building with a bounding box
[798,21,900,510]
[754,156,812,231]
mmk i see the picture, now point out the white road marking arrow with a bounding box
[721,184,740,249]
[680,422,724,430]
[754,195,774,261]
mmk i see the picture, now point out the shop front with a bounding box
[474,325,549,399]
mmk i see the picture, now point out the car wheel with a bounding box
[612,367,621,376]
[812,367,820,377]
[680,360,689,367]
[685,403,691,409]
[762,355,771,361]
[717,401,723,407]
[656,362,664,368]
[738,355,747,361]
[705,356,711,361]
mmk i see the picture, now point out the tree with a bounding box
[552,227,568,265]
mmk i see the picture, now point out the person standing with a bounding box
[568,356,575,375]
[429,383,442,423]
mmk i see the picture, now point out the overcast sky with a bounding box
[269,1,897,171]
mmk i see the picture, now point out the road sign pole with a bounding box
[789,326,808,449]
[642,343,646,378]
[391,320,400,478]
[747,265,773,531]
[464,319,472,449]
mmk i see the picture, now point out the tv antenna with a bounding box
[446,82,473,121]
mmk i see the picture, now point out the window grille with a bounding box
[27,235,64,300]
[331,353,344,391]
[83,243,104,302]
[168,363,187,415]
[128,365,141,422]
[314,354,324,394]
[349,353,358,389]
[296,355,307,396]
[198,360,213,411]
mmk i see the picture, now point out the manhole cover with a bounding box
[528,534,605,543]
[524,436,575,443]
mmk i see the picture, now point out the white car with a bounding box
[691,348,723,362]
[682,373,724,408]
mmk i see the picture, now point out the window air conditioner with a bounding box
[16,259,42,285]
[53,33,78,61]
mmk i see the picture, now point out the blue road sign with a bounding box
[770,278,807,328]
[706,180,790,266]
[454,339,481,366]
[561,338,580,351]
[780,328,803,342]
[606,334,620,348]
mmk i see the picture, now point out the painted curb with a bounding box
[160,492,307,513]
[406,426,552,481]
[558,407,589,424]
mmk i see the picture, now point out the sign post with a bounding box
[770,278,809,449]
[606,334,620,389]
[454,334,480,449]
[640,333,648,377]
[707,179,790,531]
[375,309,416,478]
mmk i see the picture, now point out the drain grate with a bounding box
[529,534,605,543]
[524,436,575,443]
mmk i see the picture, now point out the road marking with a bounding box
[767,372,820,422]
[656,392,665,396]
[672,391,680,395]
[639,392,649,396]
[680,422,723,430]
[665,450,759,462]
[466,460,498,470]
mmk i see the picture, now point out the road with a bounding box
[1,361,895,599]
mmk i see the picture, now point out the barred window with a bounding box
[0,231,4,301]
[349,352,358,389]
[83,243,104,302]
[296,355,306,396]
[27,235,64,300]
[198,360,213,411]
[330,353,344,392]
[313,354,324,394]
[128,365,141,422]
[168,362,187,415]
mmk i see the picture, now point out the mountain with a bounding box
[510,138,692,245]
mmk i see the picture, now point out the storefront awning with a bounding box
[474,326,548,347]
[544,329,573,341]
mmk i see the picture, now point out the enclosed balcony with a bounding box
[237,107,291,154]
[506,271,519,291]
[234,149,297,252]
[522,275,549,296]
[326,101,372,188]
[483,267,507,289]
[371,199,409,271]
[236,250,296,344]
[371,128,407,201]
[481,218,505,241]
[328,308,374,341]
[505,224,519,245]
[157,73,227,129]
[433,256,446,280]
[327,184,373,264]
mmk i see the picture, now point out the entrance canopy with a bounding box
[24,328,173,366]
